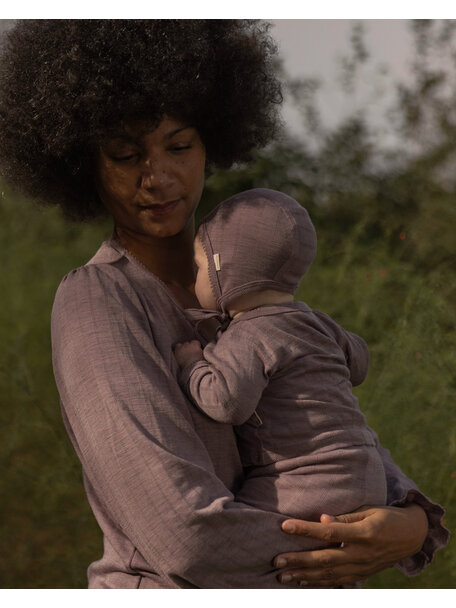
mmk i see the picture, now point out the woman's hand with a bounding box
[274,503,428,587]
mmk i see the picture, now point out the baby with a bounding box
[174,188,387,521]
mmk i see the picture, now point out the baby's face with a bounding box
[194,235,218,310]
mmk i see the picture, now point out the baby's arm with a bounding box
[174,325,272,425]
[312,310,369,386]
[338,329,369,386]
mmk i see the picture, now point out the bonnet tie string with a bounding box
[184,308,231,344]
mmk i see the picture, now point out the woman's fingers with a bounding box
[274,509,392,586]
[275,505,430,587]
[276,551,392,587]
[278,560,388,586]
[274,547,353,569]
[274,543,375,573]
[281,517,369,544]
[279,565,348,586]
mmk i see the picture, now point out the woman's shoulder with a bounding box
[53,240,141,314]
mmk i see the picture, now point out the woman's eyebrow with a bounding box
[165,126,193,139]
[107,125,193,144]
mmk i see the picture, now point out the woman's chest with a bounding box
[138,287,243,488]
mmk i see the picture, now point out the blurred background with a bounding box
[0,19,454,588]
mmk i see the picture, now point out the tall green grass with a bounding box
[0,182,453,588]
[298,226,455,588]
[1,185,109,588]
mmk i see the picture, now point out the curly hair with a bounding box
[0,19,283,220]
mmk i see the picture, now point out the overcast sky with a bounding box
[0,18,417,142]
[270,19,416,141]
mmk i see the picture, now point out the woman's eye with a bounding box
[170,144,191,152]
[112,153,139,161]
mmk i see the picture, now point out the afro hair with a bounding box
[0,19,283,220]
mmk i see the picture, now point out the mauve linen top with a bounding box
[51,238,449,588]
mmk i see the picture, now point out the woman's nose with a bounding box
[140,170,157,189]
[140,158,170,189]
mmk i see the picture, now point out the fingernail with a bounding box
[282,522,296,533]
[280,574,292,584]
[275,558,287,568]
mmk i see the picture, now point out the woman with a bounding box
[0,20,448,589]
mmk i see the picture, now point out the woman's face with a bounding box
[95,115,206,240]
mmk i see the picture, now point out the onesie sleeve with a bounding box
[178,322,272,425]
[312,310,369,386]
[51,266,309,589]
[368,427,450,576]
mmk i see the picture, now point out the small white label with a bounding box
[213,253,221,271]
[251,411,263,426]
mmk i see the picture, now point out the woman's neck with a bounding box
[114,224,198,307]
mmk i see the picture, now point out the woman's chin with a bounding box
[139,207,196,240]
[143,221,192,240]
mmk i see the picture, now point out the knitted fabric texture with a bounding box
[197,188,317,313]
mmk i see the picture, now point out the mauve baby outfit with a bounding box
[51,191,449,587]
[180,189,388,519]
[182,302,388,519]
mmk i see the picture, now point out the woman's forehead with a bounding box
[115,118,160,138]
[105,116,193,143]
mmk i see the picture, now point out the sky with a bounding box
[270,20,415,138]
[0,17,418,143]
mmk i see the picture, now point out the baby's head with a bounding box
[194,188,317,314]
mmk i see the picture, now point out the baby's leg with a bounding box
[236,446,387,525]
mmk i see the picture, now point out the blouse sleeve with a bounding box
[368,428,450,576]
[51,265,309,589]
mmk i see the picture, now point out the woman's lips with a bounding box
[138,199,181,216]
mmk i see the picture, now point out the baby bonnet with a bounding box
[197,188,317,312]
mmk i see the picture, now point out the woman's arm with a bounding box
[51,264,312,588]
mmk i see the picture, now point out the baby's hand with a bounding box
[173,340,204,368]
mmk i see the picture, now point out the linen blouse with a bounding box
[51,238,449,588]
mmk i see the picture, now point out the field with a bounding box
[0,180,453,588]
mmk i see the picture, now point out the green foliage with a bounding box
[1,19,455,588]
[297,228,455,589]
[0,184,110,587]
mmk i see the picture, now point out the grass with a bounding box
[0,182,453,588]
[298,229,455,588]
[0,186,109,588]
